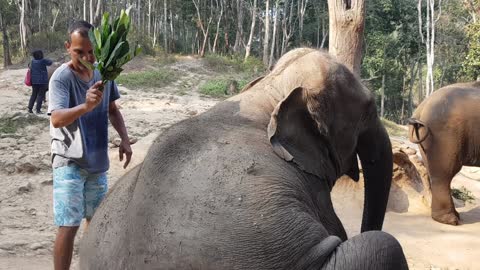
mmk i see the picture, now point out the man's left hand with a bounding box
[119,139,132,169]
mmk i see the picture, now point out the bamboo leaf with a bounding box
[101,12,110,39]
[105,41,125,68]
[94,28,102,48]
[79,58,95,71]
[101,33,112,61]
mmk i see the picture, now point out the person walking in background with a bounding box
[28,49,52,114]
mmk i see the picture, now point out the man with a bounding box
[48,20,132,270]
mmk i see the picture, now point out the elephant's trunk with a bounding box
[356,118,393,232]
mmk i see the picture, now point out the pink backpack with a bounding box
[24,68,32,86]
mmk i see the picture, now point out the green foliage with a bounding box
[85,8,141,86]
[199,79,230,97]
[462,22,480,80]
[201,54,263,98]
[115,69,180,90]
[452,186,476,204]
[204,54,265,75]
[199,78,250,98]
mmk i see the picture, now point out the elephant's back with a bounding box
[414,84,480,124]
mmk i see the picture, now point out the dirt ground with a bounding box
[0,56,479,270]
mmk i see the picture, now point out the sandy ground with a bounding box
[0,56,479,269]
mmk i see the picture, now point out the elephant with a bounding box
[408,81,480,225]
[80,48,408,269]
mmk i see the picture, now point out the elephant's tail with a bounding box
[407,118,430,144]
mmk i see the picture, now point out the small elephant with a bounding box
[408,81,480,225]
[80,48,408,269]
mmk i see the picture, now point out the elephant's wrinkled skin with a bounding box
[80,49,408,269]
[408,82,480,225]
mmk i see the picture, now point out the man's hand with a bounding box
[119,139,132,169]
[84,81,104,112]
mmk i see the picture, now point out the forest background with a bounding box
[1,0,479,123]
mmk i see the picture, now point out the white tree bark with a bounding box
[164,0,168,52]
[84,0,87,21]
[148,0,152,36]
[213,0,224,53]
[93,0,103,26]
[268,0,280,67]
[192,0,213,57]
[281,0,295,56]
[262,0,270,66]
[421,0,442,97]
[17,0,28,55]
[51,8,60,32]
[298,0,309,44]
[90,0,94,24]
[244,0,257,61]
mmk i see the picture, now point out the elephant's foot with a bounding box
[432,210,460,225]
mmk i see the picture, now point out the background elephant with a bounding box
[80,48,407,269]
[408,82,480,225]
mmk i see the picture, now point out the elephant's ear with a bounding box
[240,76,265,93]
[268,87,340,186]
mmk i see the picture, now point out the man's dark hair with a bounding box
[32,49,44,60]
[67,20,93,42]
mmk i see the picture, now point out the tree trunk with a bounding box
[281,0,295,56]
[417,60,424,103]
[380,74,385,118]
[38,0,42,32]
[234,0,244,52]
[148,0,152,36]
[213,0,224,53]
[263,0,270,66]
[268,0,280,68]
[51,8,60,32]
[169,9,174,51]
[93,0,103,26]
[90,0,94,24]
[327,0,366,75]
[84,0,87,21]
[192,0,213,57]
[18,0,30,55]
[244,0,257,61]
[408,59,418,118]
[298,0,309,44]
[153,15,157,47]
[164,0,168,52]
[0,12,12,67]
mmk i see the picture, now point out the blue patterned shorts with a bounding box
[53,164,108,226]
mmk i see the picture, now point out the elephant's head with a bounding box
[266,53,392,232]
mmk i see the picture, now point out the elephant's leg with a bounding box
[423,146,462,225]
[321,231,408,270]
[430,172,461,225]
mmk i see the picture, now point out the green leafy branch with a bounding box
[80,7,141,91]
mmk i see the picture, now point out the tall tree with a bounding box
[327,0,366,75]
[244,0,257,61]
[419,0,442,97]
[262,0,270,65]
[0,1,14,67]
[298,0,309,44]
[268,0,280,67]
[192,0,212,57]
[233,0,244,52]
